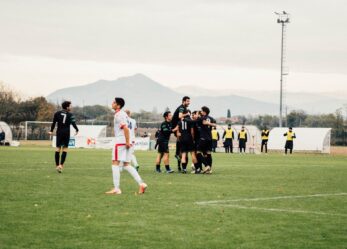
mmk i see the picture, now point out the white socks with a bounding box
[131,155,139,167]
[112,165,120,190]
[124,165,143,185]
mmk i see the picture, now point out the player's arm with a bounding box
[191,127,195,140]
[245,133,248,142]
[238,133,240,140]
[70,114,79,135]
[123,126,131,148]
[178,107,186,120]
[203,120,217,127]
[49,113,57,135]
[217,133,220,141]
[292,133,296,139]
[283,133,287,137]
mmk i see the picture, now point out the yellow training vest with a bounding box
[262,130,269,140]
[286,131,294,141]
[225,129,233,139]
[212,130,218,140]
[239,131,246,139]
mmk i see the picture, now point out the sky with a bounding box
[0,0,347,97]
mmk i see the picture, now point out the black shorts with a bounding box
[224,138,232,147]
[158,141,169,154]
[285,141,293,149]
[180,137,195,152]
[56,132,70,148]
[197,139,212,153]
[239,139,246,148]
[261,140,268,145]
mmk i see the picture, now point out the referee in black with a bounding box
[49,101,79,173]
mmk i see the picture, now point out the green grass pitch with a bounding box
[0,146,346,249]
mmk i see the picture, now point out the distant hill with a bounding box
[47,74,278,117]
[174,86,347,114]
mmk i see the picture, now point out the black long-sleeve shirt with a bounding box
[50,110,79,134]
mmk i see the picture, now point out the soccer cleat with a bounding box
[177,166,182,172]
[166,169,174,173]
[191,169,201,174]
[156,168,162,173]
[135,166,140,171]
[182,169,187,174]
[202,166,211,174]
[138,183,148,194]
[56,165,62,173]
[105,188,122,195]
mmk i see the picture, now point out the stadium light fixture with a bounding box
[275,11,290,127]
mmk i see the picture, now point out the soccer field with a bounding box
[0,146,346,249]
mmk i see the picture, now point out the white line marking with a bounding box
[213,204,347,217]
[196,193,347,217]
[196,193,347,205]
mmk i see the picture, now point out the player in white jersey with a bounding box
[105,98,147,195]
[125,110,140,171]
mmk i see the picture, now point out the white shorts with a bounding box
[112,143,131,163]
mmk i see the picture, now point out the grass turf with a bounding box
[0,146,346,249]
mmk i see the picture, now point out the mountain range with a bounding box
[47,74,346,117]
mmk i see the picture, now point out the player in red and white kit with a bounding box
[105,98,147,195]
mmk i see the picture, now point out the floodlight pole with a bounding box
[275,11,290,127]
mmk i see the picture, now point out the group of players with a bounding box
[155,96,217,174]
[50,96,297,195]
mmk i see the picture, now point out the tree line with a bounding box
[1,82,346,144]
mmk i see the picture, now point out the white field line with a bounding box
[196,193,347,205]
[213,204,347,217]
[196,193,347,217]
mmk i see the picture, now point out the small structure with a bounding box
[0,121,13,146]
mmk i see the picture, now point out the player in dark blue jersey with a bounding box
[195,106,216,174]
[49,101,79,173]
[171,96,190,172]
[177,109,197,173]
[155,111,176,173]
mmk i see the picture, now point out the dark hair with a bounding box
[163,111,171,118]
[201,106,210,115]
[182,96,190,102]
[289,127,293,130]
[192,110,198,115]
[62,101,71,110]
[115,97,125,108]
[183,109,191,115]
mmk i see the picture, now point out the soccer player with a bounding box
[105,98,147,195]
[238,126,248,153]
[284,127,296,154]
[222,124,234,153]
[171,96,191,172]
[211,127,219,153]
[125,110,140,171]
[155,111,175,173]
[178,109,197,173]
[194,106,216,174]
[261,127,270,153]
[49,101,79,173]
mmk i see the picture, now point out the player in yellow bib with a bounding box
[284,127,296,154]
[238,126,248,153]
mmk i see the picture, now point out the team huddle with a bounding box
[49,96,297,195]
[155,96,217,174]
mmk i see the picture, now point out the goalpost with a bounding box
[24,121,53,140]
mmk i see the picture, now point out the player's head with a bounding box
[191,110,198,120]
[125,109,131,117]
[62,101,72,111]
[289,127,293,131]
[212,127,216,130]
[112,97,125,110]
[182,96,190,107]
[163,111,172,121]
[241,126,245,131]
[201,106,210,116]
[228,124,232,128]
